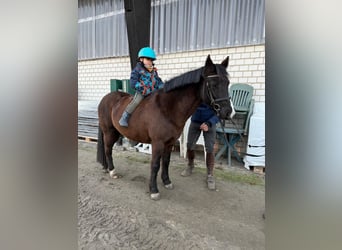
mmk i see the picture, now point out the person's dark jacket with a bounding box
[191,103,219,127]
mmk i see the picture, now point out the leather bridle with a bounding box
[202,74,230,115]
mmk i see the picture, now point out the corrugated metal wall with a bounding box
[78,0,265,60]
[78,0,128,59]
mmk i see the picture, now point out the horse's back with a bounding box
[98,92,131,126]
[99,92,131,111]
[100,91,130,105]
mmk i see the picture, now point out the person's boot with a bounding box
[206,152,216,190]
[181,149,195,176]
[119,111,131,127]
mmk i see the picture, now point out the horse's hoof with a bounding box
[109,170,121,179]
[109,170,116,177]
[164,183,174,190]
[150,193,160,200]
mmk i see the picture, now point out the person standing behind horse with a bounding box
[119,47,164,127]
[181,103,219,190]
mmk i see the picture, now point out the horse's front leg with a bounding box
[149,142,164,200]
[161,144,173,190]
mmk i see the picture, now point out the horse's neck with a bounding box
[163,84,202,126]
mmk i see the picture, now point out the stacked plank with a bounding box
[78,101,99,141]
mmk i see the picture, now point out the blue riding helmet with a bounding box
[138,47,157,61]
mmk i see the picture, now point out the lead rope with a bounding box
[218,118,265,158]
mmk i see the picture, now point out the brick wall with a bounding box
[78,44,265,102]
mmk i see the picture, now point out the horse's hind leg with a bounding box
[161,144,173,190]
[103,128,120,178]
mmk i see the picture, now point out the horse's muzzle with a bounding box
[218,105,232,119]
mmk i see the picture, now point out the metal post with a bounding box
[124,0,151,70]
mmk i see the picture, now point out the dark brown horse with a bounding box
[97,55,232,200]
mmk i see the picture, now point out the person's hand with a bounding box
[200,123,209,132]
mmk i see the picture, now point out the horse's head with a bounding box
[201,55,232,119]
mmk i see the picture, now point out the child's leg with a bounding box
[125,92,144,114]
[119,92,144,127]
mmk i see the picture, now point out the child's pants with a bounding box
[125,92,144,114]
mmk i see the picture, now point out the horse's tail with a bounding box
[96,126,108,169]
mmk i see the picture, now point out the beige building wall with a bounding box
[78,44,265,102]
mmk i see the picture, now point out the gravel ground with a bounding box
[78,141,265,249]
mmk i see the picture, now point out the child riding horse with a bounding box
[97,55,232,200]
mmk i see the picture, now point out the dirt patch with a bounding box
[78,141,265,249]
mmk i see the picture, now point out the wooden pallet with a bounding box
[78,135,98,143]
[251,166,265,174]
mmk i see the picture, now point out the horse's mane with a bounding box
[163,64,229,93]
[164,68,203,92]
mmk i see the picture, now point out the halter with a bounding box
[202,74,230,115]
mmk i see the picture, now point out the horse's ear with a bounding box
[205,55,214,67]
[221,56,229,68]
[204,55,215,74]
